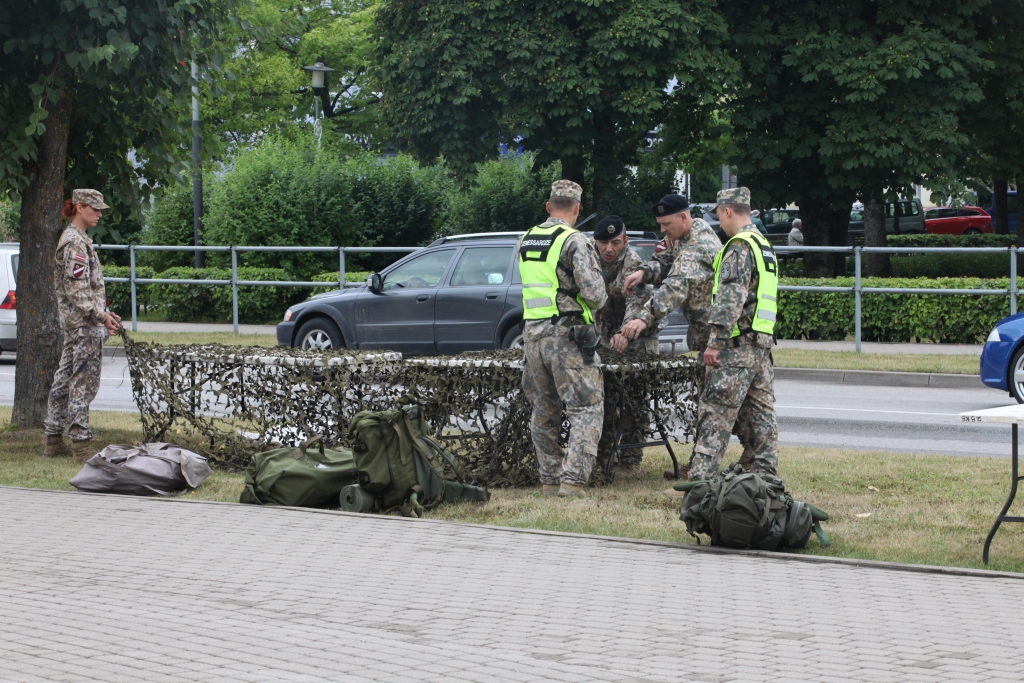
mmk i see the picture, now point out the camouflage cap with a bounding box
[713,186,750,211]
[71,189,110,210]
[550,179,583,202]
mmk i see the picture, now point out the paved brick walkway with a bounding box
[2,487,1023,683]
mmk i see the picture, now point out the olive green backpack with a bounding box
[344,396,489,517]
[678,464,830,551]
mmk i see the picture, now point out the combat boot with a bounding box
[43,434,73,458]
[557,483,585,498]
[541,484,561,497]
[615,463,643,480]
[71,439,94,463]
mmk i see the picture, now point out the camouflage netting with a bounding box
[121,333,704,488]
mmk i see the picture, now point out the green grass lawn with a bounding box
[771,348,980,375]
[105,332,280,347]
[3,408,1021,573]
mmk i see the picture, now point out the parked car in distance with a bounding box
[277,232,690,355]
[762,208,801,246]
[924,206,993,235]
[847,198,925,237]
[982,190,1019,233]
[0,243,18,353]
[980,312,1024,402]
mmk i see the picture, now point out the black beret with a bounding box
[651,194,689,217]
[594,215,625,241]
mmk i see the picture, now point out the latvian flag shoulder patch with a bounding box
[73,253,87,264]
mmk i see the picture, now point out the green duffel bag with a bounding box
[240,435,357,507]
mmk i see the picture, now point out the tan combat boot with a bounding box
[614,463,643,481]
[557,483,585,498]
[541,484,561,497]
[71,439,94,463]
[43,434,73,458]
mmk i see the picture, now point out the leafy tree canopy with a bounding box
[374,0,728,210]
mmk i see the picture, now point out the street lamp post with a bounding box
[302,61,336,149]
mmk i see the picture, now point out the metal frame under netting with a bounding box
[120,334,704,488]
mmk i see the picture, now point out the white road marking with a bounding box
[776,404,964,417]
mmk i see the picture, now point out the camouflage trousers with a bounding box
[44,327,104,441]
[522,323,604,487]
[689,344,778,481]
[598,336,659,469]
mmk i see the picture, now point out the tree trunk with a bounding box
[864,192,891,277]
[589,108,616,214]
[827,204,850,276]
[994,178,1009,235]
[560,156,587,210]
[798,196,835,277]
[12,85,74,429]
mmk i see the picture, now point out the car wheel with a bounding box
[1010,345,1024,404]
[501,323,524,350]
[964,228,982,235]
[296,318,343,351]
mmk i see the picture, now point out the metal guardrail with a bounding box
[98,243,1019,351]
[775,245,1018,351]
[97,244,422,333]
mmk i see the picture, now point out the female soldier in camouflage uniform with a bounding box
[43,190,122,461]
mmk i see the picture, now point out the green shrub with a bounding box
[890,253,1009,278]
[447,154,557,235]
[139,184,200,271]
[148,267,306,324]
[778,277,1011,343]
[887,234,1016,248]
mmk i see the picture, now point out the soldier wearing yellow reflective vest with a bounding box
[518,180,608,498]
[689,187,780,482]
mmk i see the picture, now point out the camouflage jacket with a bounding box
[520,218,607,340]
[590,243,657,341]
[54,226,107,330]
[707,224,774,351]
[637,218,722,354]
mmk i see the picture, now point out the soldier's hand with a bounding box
[623,270,644,295]
[104,313,121,334]
[610,333,629,353]
[703,348,720,367]
[621,318,647,340]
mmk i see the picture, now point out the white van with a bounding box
[0,243,17,352]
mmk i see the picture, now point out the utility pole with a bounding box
[191,60,204,268]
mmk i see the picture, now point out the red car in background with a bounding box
[924,206,993,235]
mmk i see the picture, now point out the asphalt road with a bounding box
[1,354,1017,457]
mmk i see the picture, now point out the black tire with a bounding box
[501,322,524,350]
[963,228,982,235]
[1010,345,1024,404]
[296,317,343,351]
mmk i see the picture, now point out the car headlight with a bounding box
[987,327,1001,343]
[284,308,293,322]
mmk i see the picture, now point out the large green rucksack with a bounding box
[678,465,830,551]
[240,436,357,507]
[343,396,490,517]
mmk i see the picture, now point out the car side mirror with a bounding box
[369,272,383,293]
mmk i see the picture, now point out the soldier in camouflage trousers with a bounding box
[43,190,121,461]
[519,181,608,497]
[586,216,657,479]
[689,187,779,482]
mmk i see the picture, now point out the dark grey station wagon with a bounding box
[276,233,688,355]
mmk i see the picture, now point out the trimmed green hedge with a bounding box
[778,277,1011,343]
[146,267,307,324]
[103,266,155,316]
[887,234,1015,248]
[311,270,372,295]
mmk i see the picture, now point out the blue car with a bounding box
[980,312,1024,402]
